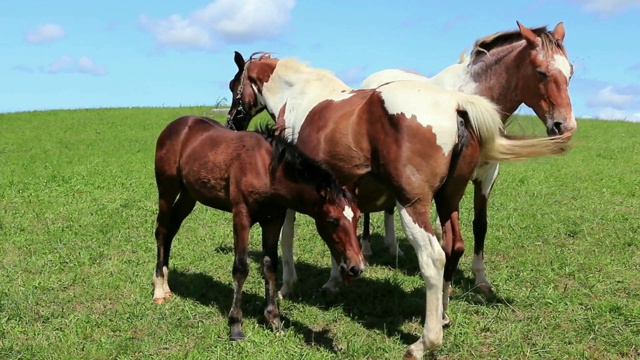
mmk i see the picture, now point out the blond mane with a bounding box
[277,57,350,89]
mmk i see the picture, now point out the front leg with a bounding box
[260,215,286,332]
[383,208,403,257]
[278,209,297,299]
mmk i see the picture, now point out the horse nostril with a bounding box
[348,266,362,277]
[553,121,564,135]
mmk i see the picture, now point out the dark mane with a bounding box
[253,125,354,205]
[471,26,564,60]
[249,51,274,61]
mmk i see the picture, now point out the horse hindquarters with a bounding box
[152,120,197,304]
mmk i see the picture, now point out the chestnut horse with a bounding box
[226,52,570,358]
[152,115,364,340]
[360,21,576,295]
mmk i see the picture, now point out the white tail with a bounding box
[455,92,572,162]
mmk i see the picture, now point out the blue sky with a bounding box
[3,0,640,121]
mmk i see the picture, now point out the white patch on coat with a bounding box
[377,81,459,155]
[260,58,353,141]
[472,162,500,196]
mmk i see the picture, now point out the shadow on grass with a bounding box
[171,241,514,351]
[170,246,422,348]
[363,235,516,306]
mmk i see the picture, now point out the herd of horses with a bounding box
[151,22,576,359]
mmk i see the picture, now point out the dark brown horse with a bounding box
[226,52,570,358]
[152,115,364,340]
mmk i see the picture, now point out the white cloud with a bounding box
[25,24,66,43]
[76,56,108,76]
[595,107,640,122]
[48,55,108,76]
[49,55,74,73]
[570,0,640,16]
[587,86,638,109]
[140,0,295,51]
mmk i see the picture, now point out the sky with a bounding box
[3,0,640,121]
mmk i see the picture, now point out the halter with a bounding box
[226,60,250,130]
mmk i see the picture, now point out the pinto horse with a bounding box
[226,52,570,358]
[359,21,577,294]
[152,115,364,340]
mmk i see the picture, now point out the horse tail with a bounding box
[454,93,572,162]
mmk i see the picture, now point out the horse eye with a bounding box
[536,70,548,80]
[328,218,339,226]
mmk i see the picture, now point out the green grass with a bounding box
[1,107,639,359]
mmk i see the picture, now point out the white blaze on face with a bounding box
[343,204,355,222]
[552,54,572,81]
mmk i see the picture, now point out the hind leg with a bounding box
[471,163,499,294]
[434,193,464,328]
[153,186,196,304]
[228,206,252,340]
[260,215,286,332]
[396,200,445,359]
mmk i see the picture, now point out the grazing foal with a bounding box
[152,115,364,340]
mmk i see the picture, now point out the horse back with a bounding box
[155,116,272,211]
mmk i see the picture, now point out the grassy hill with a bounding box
[1,107,639,359]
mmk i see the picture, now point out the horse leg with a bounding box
[434,190,465,328]
[229,206,252,340]
[471,163,499,294]
[396,200,445,359]
[360,213,373,259]
[321,256,342,294]
[383,208,403,257]
[260,215,286,332]
[153,183,196,304]
[278,209,297,299]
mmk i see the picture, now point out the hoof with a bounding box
[403,350,418,360]
[277,290,290,301]
[477,282,493,294]
[230,329,245,341]
[153,297,166,305]
[442,313,451,328]
[165,291,173,298]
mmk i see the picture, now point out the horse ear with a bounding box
[233,51,245,71]
[552,22,565,43]
[517,21,540,48]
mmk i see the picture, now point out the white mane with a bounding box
[277,58,350,91]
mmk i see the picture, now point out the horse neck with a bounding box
[261,59,352,139]
[467,41,529,123]
[271,167,322,217]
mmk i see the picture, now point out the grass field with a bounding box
[1,107,639,359]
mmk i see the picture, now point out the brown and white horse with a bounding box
[360,22,577,295]
[152,116,364,340]
[226,52,570,358]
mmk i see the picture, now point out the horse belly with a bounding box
[353,174,395,212]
